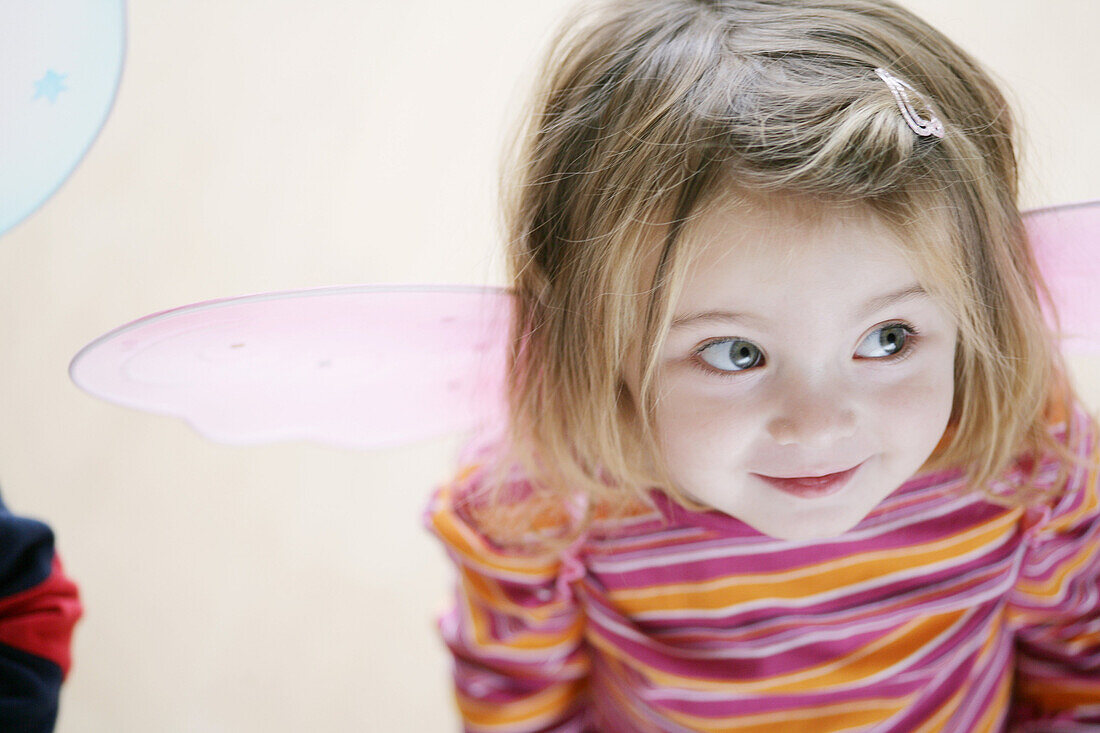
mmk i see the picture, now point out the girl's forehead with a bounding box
[630,190,959,334]
[682,194,899,266]
[668,196,949,314]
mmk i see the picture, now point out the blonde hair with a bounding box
[479,0,1098,544]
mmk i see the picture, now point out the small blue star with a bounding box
[33,70,68,103]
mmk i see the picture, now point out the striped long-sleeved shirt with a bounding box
[425,400,1100,732]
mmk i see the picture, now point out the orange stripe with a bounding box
[610,510,1019,614]
[1017,676,1100,711]
[1014,535,1100,599]
[586,610,965,694]
[461,581,585,653]
[911,615,1003,732]
[662,696,905,732]
[713,567,998,644]
[458,679,585,730]
[970,669,1013,733]
[1043,461,1099,535]
[759,611,965,693]
[430,483,561,577]
[460,569,571,622]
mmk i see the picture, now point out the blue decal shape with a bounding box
[2,1,126,237]
[33,70,69,103]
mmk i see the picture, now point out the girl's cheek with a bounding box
[659,377,770,438]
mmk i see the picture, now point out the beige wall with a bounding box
[0,1,1097,731]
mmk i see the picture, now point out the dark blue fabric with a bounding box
[0,494,55,599]
[0,643,61,733]
[0,490,64,732]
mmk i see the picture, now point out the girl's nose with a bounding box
[766,383,857,449]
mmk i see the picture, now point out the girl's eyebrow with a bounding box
[670,283,929,330]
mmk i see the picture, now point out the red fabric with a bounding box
[0,556,82,678]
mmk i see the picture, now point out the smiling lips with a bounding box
[753,461,866,499]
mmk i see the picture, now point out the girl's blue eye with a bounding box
[856,322,913,359]
[697,339,763,372]
[693,322,919,375]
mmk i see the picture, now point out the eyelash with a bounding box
[690,321,923,380]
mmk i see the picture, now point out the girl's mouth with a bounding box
[752,461,866,499]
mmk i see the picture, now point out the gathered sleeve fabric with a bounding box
[424,471,591,733]
[1008,402,1100,729]
[0,492,83,732]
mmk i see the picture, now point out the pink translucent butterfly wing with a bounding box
[1026,200,1100,356]
[70,285,512,448]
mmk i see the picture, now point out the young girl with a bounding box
[425,1,1100,730]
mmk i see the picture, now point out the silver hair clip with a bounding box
[874,67,945,139]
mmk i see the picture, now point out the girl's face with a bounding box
[645,200,958,540]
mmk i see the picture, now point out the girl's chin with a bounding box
[754,514,866,541]
[748,487,882,540]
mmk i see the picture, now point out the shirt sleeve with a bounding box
[1008,402,1100,729]
[0,491,83,733]
[424,471,591,733]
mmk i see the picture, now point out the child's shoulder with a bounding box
[1005,397,1100,539]
[1038,396,1097,491]
[1041,397,1099,514]
[424,434,584,562]
[425,432,668,557]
